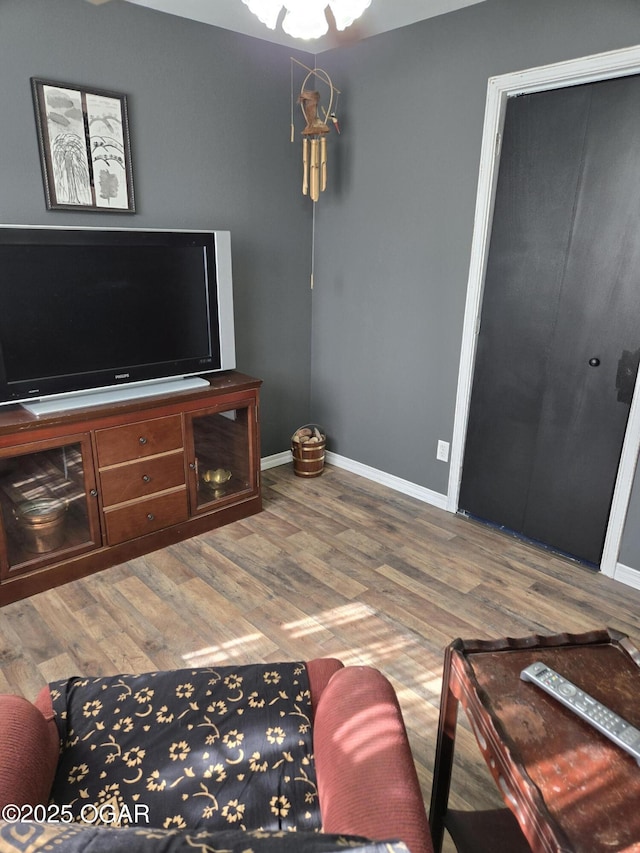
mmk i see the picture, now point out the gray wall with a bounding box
[0,0,314,455]
[310,0,640,566]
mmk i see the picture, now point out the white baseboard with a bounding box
[611,562,640,591]
[326,452,449,509]
[261,450,448,511]
[261,451,292,471]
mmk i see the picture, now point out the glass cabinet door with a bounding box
[188,403,258,513]
[0,434,99,578]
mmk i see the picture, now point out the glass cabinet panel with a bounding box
[0,436,97,577]
[189,404,256,512]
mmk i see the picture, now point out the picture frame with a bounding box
[31,77,135,212]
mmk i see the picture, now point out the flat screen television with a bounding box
[0,226,236,415]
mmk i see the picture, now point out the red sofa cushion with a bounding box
[0,694,59,810]
[313,666,433,853]
[305,658,344,717]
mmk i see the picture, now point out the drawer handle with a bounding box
[142,474,151,483]
[147,512,155,521]
[139,436,148,445]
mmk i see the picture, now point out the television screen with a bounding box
[0,227,235,412]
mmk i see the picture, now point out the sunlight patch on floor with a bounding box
[323,635,415,668]
[182,634,264,666]
[283,602,376,637]
[420,674,445,697]
[394,684,442,718]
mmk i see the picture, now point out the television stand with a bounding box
[0,371,261,606]
[21,376,211,417]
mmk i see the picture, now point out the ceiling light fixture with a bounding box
[241,0,372,40]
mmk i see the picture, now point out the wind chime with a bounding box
[291,61,340,203]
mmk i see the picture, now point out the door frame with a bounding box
[447,44,640,582]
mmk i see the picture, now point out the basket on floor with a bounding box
[291,424,326,478]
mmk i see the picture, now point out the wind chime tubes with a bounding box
[299,89,330,203]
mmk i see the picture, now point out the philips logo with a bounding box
[115,373,130,380]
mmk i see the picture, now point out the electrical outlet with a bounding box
[437,440,450,463]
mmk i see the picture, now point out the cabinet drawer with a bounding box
[96,415,183,466]
[104,488,188,546]
[100,452,185,507]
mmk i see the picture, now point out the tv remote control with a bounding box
[520,661,640,766]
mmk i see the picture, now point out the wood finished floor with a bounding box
[2,462,640,846]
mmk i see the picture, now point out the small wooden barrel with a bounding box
[291,436,326,477]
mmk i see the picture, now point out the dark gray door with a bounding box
[459,75,640,565]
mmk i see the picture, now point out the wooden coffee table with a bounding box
[428,628,640,853]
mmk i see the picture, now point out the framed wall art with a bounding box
[31,77,135,212]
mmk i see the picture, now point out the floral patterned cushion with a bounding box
[48,663,320,833]
[0,823,409,853]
